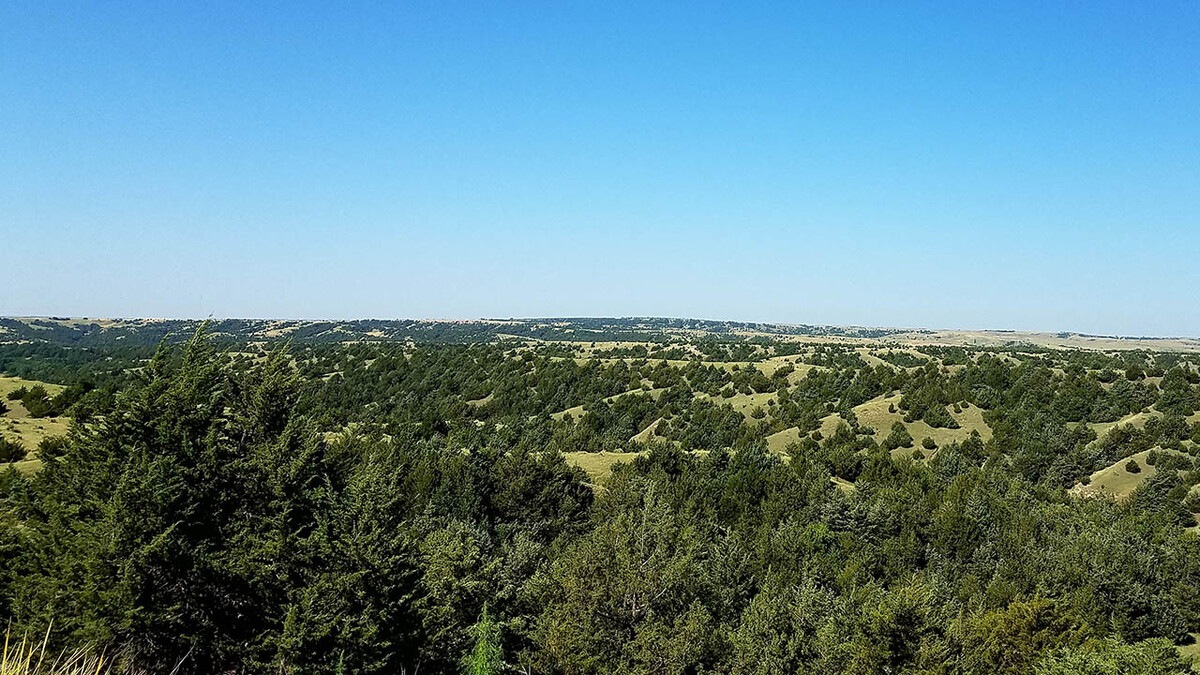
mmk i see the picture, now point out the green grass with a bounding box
[0,377,70,463]
[1176,633,1200,670]
[630,417,663,444]
[563,450,644,483]
[1085,409,1161,441]
[549,384,663,422]
[1070,448,1189,502]
[849,394,992,458]
[765,426,804,454]
[698,391,777,419]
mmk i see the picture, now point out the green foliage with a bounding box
[1035,638,1193,674]
[883,421,914,450]
[2,326,1200,673]
[0,436,27,463]
[461,605,503,675]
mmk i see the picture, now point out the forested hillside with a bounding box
[1,322,1199,673]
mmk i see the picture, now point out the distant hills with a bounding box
[1,316,1197,351]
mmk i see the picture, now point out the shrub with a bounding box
[922,437,937,450]
[0,436,27,463]
[1125,459,1142,474]
[882,421,914,450]
[37,435,69,460]
[1185,490,1200,514]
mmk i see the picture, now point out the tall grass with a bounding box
[0,626,109,675]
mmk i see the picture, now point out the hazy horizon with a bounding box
[4,313,1197,340]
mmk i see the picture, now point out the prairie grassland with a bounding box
[549,384,664,421]
[765,426,805,454]
[696,391,777,418]
[1071,448,1190,502]
[630,417,663,444]
[564,450,644,483]
[850,394,992,457]
[0,377,70,462]
[1084,409,1161,441]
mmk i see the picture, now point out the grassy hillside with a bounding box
[851,393,992,457]
[1,376,69,472]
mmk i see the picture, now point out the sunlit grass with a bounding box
[0,626,109,675]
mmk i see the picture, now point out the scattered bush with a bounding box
[0,436,28,463]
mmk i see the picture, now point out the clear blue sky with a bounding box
[3,2,1198,336]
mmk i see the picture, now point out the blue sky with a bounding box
[2,2,1198,335]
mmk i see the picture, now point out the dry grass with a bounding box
[819,413,849,439]
[831,476,856,493]
[0,626,111,675]
[1179,633,1200,669]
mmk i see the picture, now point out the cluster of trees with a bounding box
[0,331,1199,672]
[5,383,81,418]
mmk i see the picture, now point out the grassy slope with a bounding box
[1071,448,1191,502]
[1,377,70,471]
[1085,409,1161,440]
[563,450,644,484]
[766,426,805,454]
[850,394,992,458]
[630,417,663,444]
